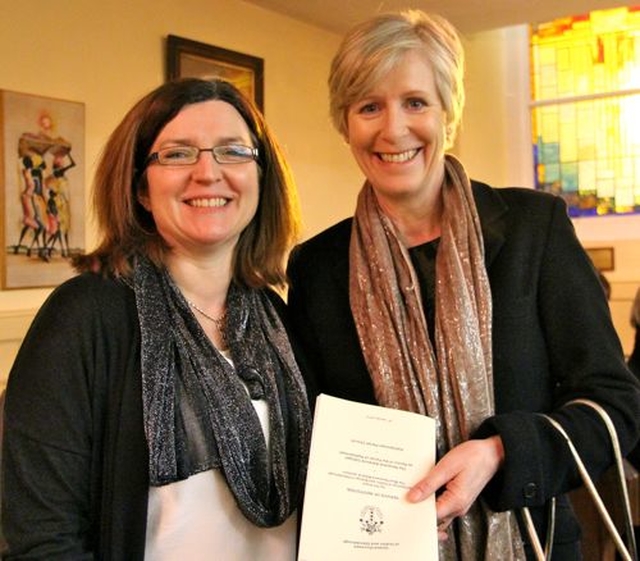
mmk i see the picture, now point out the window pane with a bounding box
[531,6,640,217]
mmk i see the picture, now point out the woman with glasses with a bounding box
[2,78,311,560]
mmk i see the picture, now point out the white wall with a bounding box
[460,25,535,188]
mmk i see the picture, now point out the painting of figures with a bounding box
[0,90,85,289]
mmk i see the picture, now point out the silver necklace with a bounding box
[187,300,226,325]
[187,300,228,347]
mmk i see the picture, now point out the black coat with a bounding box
[627,328,640,470]
[287,180,640,558]
[629,328,640,379]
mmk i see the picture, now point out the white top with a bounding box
[145,356,297,560]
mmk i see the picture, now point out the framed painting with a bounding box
[0,90,85,289]
[586,247,615,272]
[166,34,264,112]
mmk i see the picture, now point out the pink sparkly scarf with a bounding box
[349,154,525,560]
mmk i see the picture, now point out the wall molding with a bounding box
[0,309,37,344]
[0,309,37,386]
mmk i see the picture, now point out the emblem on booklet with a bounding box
[360,505,384,535]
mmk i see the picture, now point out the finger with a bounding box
[406,477,433,503]
[407,463,456,503]
[435,482,478,521]
[437,520,452,542]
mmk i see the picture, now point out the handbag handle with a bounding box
[522,398,638,561]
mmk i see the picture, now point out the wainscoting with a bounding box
[0,309,37,389]
[610,281,639,360]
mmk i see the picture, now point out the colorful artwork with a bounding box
[1,90,85,289]
[530,6,640,217]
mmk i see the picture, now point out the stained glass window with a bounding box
[530,6,640,217]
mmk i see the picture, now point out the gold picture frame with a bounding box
[586,247,615,272]
[166,35,264,112]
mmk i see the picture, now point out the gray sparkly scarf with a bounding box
[349,155,525,560]
[133,256,311,527]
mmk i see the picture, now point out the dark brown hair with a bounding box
[73,78,300,288]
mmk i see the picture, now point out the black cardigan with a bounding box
[3,274,146,559]
[2,273,305,559]
[287,181,640,557]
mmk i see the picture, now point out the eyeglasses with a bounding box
[145,144,259,167]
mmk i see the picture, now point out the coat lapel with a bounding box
[472,180,508,269]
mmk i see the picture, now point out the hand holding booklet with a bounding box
[297,394,437,561]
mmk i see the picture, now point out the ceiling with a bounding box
[244,0,634,35]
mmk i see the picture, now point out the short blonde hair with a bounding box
[329,10,465,149]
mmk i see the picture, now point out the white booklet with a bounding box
[297,394,437,561]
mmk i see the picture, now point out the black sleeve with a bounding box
[2,275,123,559]
[474,196,640,512]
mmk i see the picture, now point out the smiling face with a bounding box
[346,49,447,210]
[140,99,259,259]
